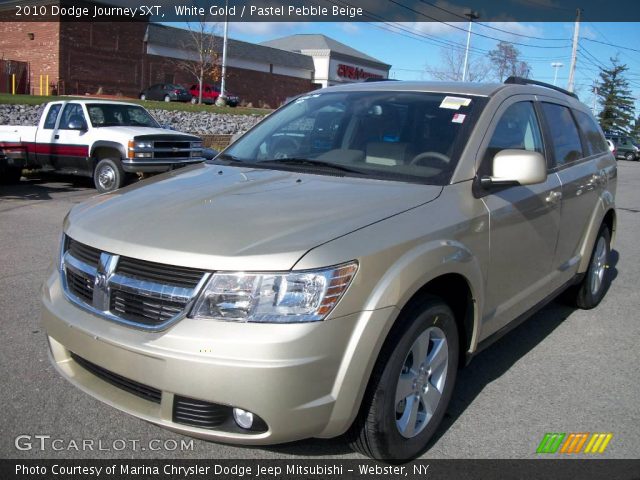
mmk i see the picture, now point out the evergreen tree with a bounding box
[597,57,635,134]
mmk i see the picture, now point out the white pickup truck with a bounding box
[0,100,204,192]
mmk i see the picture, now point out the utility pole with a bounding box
[592,83,599,114]
[551,62,564,86]
[567,8,580,92]
[461,10,479,82]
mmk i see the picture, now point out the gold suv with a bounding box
[42,78,616,461]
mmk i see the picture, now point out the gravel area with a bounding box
[0,103,261,135]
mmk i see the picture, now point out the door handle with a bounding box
[546,191,562,204]
[54,134,59,139]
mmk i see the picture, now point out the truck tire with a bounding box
[94,158,125,193]
[0,165,23,184]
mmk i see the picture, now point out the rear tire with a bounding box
[0,165,22,184]
[625,152,635,162]
[567,225,611,309]
[93,158,125,193]
[140,94,146,100]
[190,97,197,104]
[347,296,458,461]
[164,95,171,102]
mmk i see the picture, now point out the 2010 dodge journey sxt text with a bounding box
[42,78,616,461]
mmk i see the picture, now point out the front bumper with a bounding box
[41,267,395,444]
[121,157,204,173]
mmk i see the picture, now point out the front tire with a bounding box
[140,94,146,100]
[164,95,171,102]
[625,152,635,162]
[348,296,459,461]
[93,158,125,193]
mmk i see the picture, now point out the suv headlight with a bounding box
[190,262,357,323]
[134,141,153,149]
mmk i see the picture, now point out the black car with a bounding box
[139,84,192,103]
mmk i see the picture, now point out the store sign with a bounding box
[336,63,384,81]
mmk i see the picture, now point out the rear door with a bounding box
[541,102,608,279]
[478,96,562,337]
[49,103,91,174]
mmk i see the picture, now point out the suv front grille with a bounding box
[116,256,205,289]
[61,236,210,330]
[67,237,101,267]
[66,269,94,304]
[110,289,185,326]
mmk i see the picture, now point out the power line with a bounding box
[385,0,573,49]
[583,38,640,54]
[415,0,571,41]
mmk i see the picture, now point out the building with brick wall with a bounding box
[0,2,390,107]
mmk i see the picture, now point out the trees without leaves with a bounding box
[175,20,222,105]
[488,41,531,82]
[426,48,490,82]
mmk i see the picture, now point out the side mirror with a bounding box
[481,149,547,188]
[67,119,87,131]
[202,147,218,160]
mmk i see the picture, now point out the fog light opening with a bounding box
[233,408,254,429]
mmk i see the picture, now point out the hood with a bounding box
[65,164,442,271]
[98,126,199,140]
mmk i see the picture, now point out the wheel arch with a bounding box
[578,192,616,273]
[319,244,484,439]
[90,142,125,169]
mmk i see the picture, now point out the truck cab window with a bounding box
[59,104,86,130]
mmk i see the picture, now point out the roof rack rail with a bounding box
[504,76,579,100]
[363,78,398,82]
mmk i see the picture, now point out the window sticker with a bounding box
[440,96,472,110]
[452,113,466,123]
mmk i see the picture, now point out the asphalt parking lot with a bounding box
[1,163,639,460]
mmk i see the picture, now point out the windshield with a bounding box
[220,91,483,184]
[86,104,160,128]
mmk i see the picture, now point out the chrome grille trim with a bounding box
[60,235,211,331]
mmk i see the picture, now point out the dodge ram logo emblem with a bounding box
[92,253,118,311]
[94,272,107,289]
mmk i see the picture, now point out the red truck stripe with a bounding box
[0,142,89,157]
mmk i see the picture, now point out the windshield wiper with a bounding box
[259,158,365,175]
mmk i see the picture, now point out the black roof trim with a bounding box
[504,76,579,100]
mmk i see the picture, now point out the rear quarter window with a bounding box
[43,104,62,129]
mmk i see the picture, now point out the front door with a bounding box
[478,97,562,337]
[50,103,91,174]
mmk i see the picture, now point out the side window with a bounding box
[574,110,608,155]
[541,103,583,166]
[483,101,543,168]
[43,104,62,129]
[59,104,86,130]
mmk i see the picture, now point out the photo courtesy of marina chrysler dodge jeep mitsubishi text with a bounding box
[42,77,616,461]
